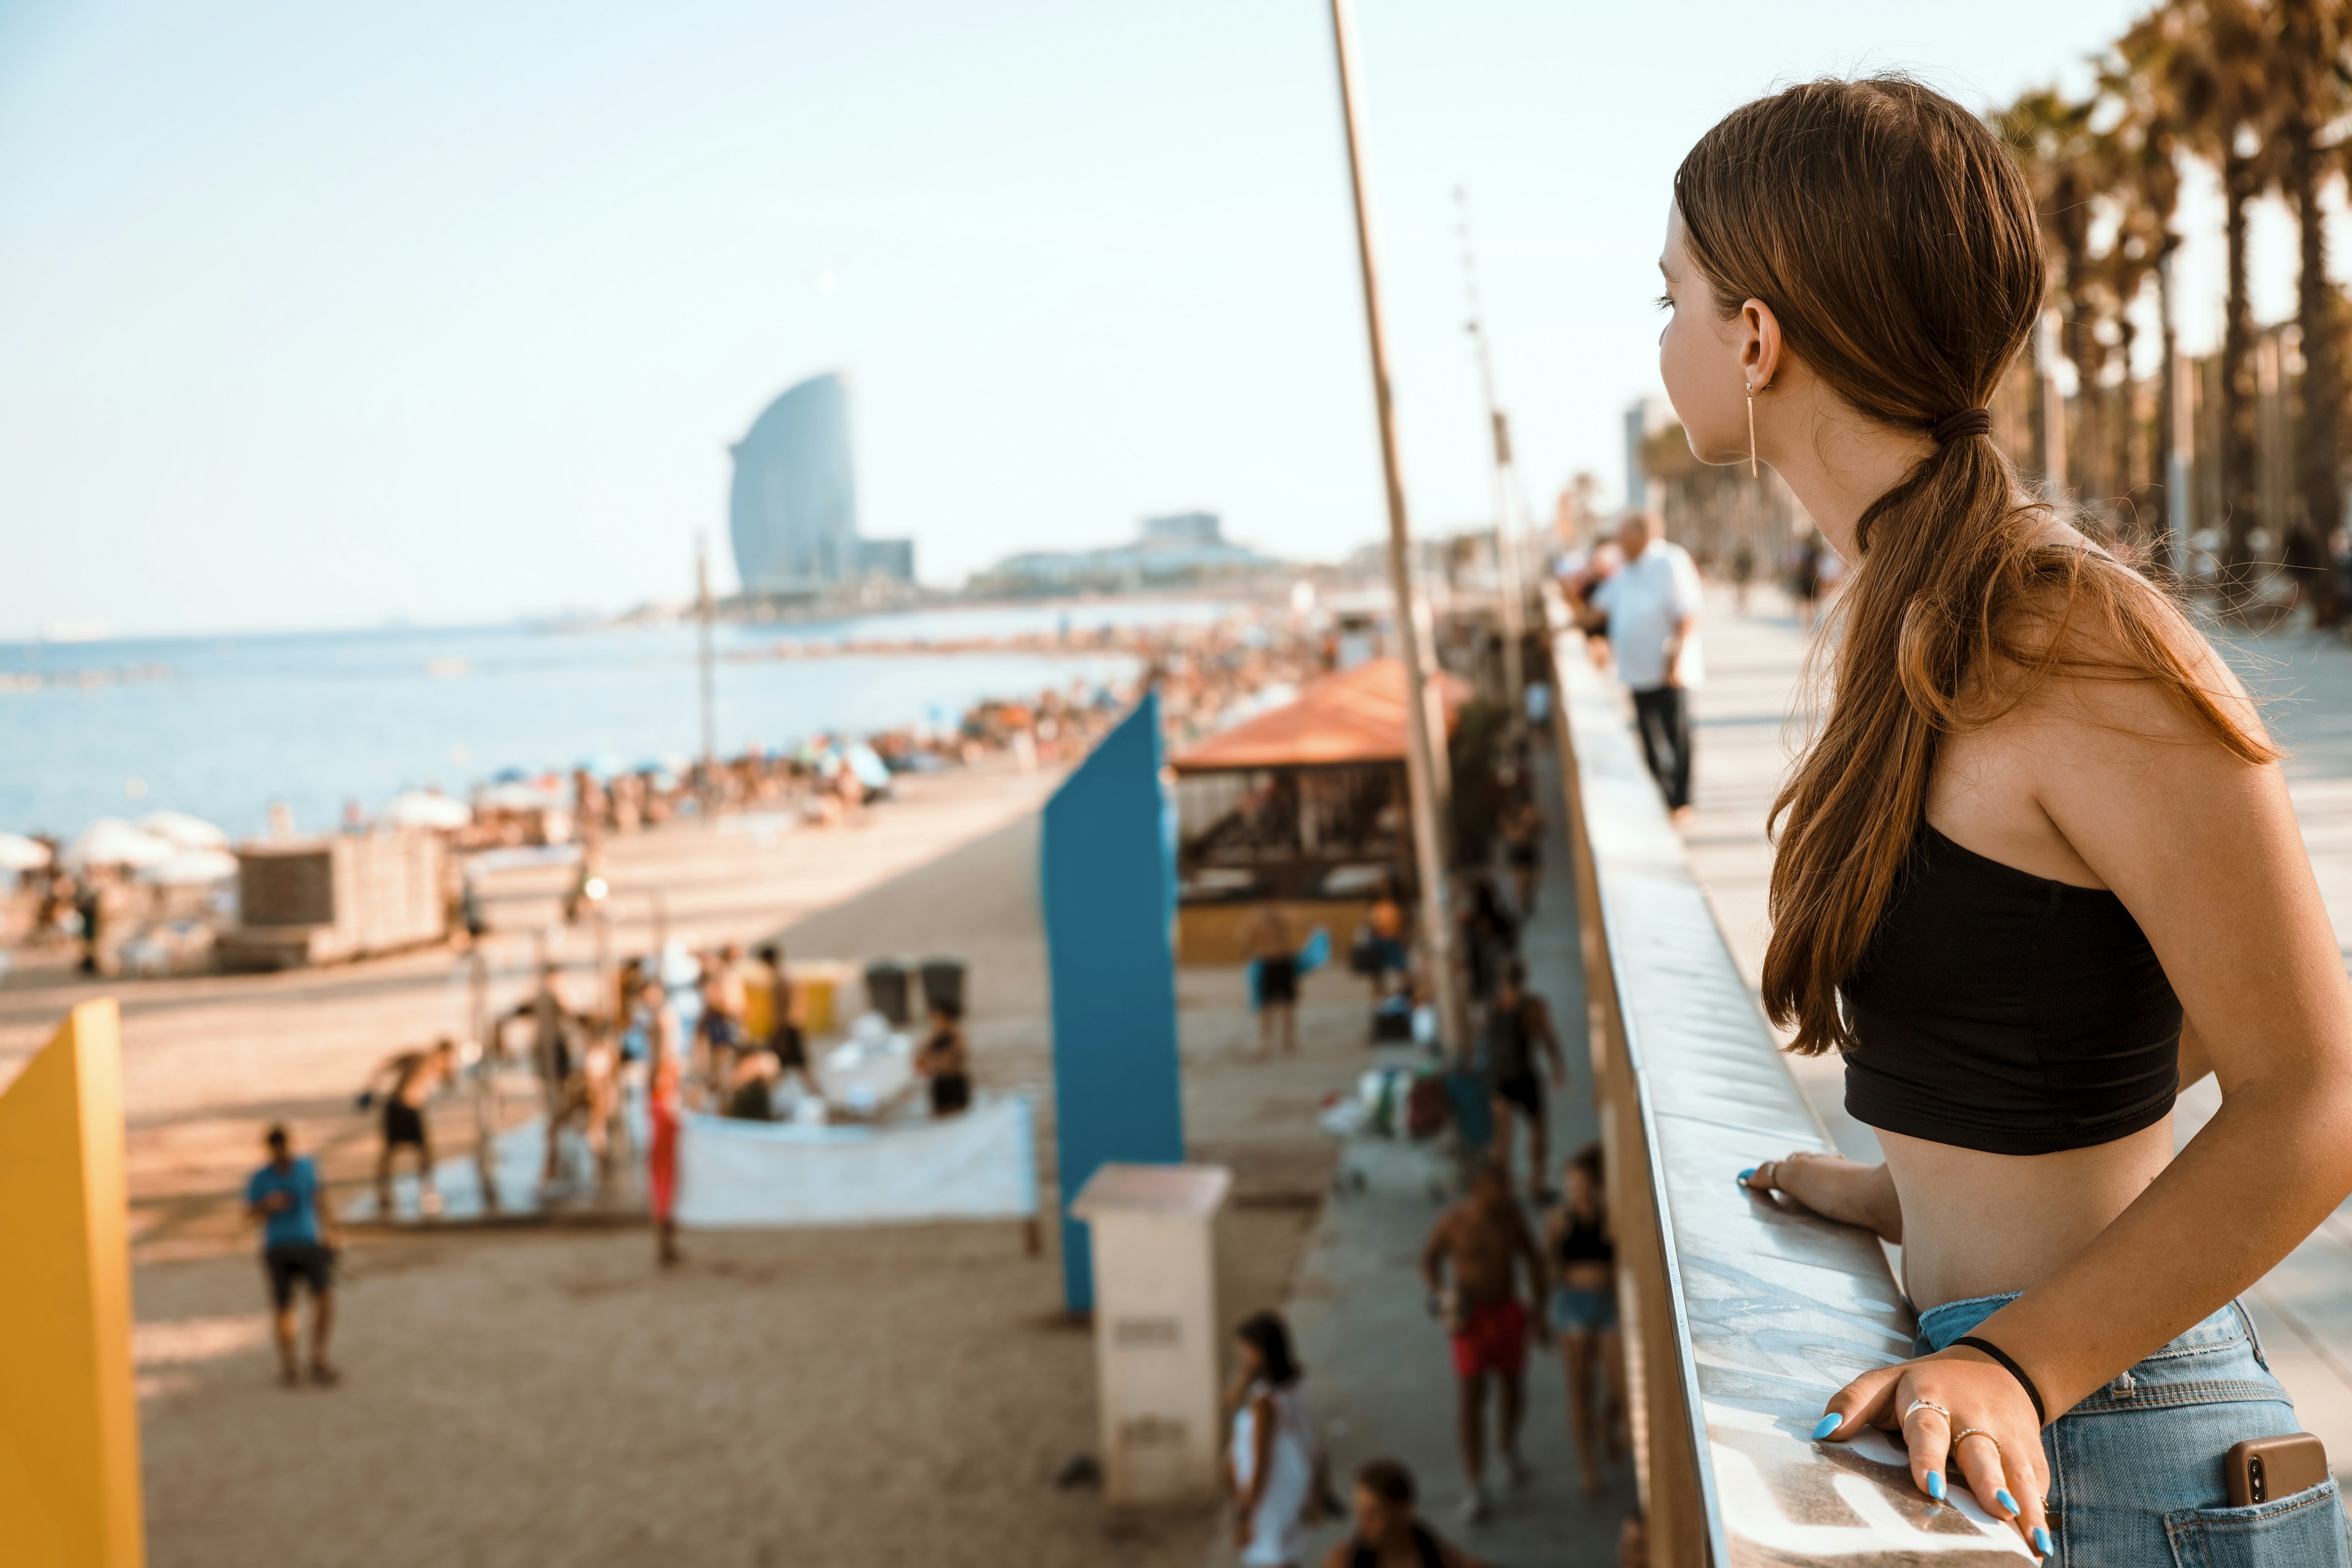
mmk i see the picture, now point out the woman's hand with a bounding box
[1738,1153,1902,1242]
[1815,1350,2051,1556]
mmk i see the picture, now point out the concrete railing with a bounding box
[1544,592,2029,1564]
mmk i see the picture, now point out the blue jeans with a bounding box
[1916,1293,2351,1566]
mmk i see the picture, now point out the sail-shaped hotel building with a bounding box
[728,372,913,595]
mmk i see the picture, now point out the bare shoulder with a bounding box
[1317,1540,1356,1568]
[1935,544,2279,888]
[1994,548,2263,753]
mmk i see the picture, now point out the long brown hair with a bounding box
[1672,77,2277,1055]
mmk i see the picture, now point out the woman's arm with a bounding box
[1821,647,2352,1543]
[1962,658,2352,1415]
[1240,1393,1275,1515]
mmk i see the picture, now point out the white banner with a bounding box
[673,1094,1039,1229]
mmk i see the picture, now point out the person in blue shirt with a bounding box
[246,1124,341,1388]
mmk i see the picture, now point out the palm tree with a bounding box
[1997,88,2103,498]
[2157,0,2275,608]
[2104,21,2191,565]
[2270,0,2350,622]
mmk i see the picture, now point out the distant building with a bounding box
[729,372,914,595]
[972,512,1276,597]
[1624,396,1672,514]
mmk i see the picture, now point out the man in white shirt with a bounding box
[1581,512,1703,820]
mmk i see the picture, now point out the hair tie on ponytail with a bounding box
[1931,407,1992,445]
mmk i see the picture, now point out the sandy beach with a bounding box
[3,761,1369,1566]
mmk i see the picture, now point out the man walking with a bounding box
[1479,962,1567,1196]
[1422,1159,1548,1523]
[510,963,582,1188]
[364,1037,456,1219]
[246,1125,341,1387]
[1583,511,1703,823]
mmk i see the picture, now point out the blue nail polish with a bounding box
[1926,1471,1945,1501]
[1996,1488,2019,1516]
[1811,1413,1841,1441]
[1738,1167,1757,1186]
[2032,1525,2052,1555]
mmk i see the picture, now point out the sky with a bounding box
[0,0,2320,639]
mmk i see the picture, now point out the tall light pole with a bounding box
[1328,0,1462,1054]
[1456,186,1528,723]
[695,532,718,804]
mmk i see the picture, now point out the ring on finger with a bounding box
[1902,1398,1951,1424]
[1952,1426,1999,1454]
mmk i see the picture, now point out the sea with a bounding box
[2,598,1235,842]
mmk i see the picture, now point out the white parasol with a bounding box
[61,818,177,870]
[0,832,51,872]
[386,791,472,830]
[139,810,231,851]
[137,847,241,886]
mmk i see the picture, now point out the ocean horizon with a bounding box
[4,597,1235,843]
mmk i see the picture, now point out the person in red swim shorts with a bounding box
[1422,1158,1549,1523]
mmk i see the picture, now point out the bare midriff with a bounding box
[1881,1117,2177,1312]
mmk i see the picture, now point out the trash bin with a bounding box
[863,958,912,1026]
[918,955,966,1017]
[1070,1163,1234,1506]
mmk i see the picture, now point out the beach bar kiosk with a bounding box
[217,833,448,971]
[1169,658,1467,964]
[1071,1162,1234,1506]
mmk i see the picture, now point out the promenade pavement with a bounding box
[1682,586,2352,1485]
[1270,745,1638,1568]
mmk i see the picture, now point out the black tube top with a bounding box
[1842,825,2182,1156]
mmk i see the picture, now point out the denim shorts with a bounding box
[1916,1292,2351,1566]
[1550,1285,1618,1334]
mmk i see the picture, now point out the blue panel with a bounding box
[1041,692,1185,1311]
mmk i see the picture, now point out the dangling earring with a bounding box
[1745,379,1758,478]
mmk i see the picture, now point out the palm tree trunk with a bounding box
[2222,150,2260,612]
[2154,244,2180,579]
[2065,269,2100,505]
[2291,123,2344,625]
[2115,312,2139,535]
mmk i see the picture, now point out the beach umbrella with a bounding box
[0,833,51,872]
[843,744,893,792]
[137,847,240,886]
[573,753,625,780]
[386,791,472,830]
[61,818,176,870]
[139,810,230,851]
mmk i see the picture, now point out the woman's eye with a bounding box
[1654,292,1674,312]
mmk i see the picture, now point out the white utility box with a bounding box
[1071,1161,1234,1506]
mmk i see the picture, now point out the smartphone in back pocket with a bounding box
[2226,1433,2330,1506]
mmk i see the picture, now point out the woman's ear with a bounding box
[1741,298,1785,391]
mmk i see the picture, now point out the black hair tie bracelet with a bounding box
[1952,1335,2048,1428]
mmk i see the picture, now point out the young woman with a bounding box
[1544,1145,1624,1499]
[1225,1311,1329,1568]
[1660,78,2352,1561]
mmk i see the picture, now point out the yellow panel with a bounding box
[0,999,145,1567]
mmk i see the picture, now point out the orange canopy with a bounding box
[1172,658,1472,774]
